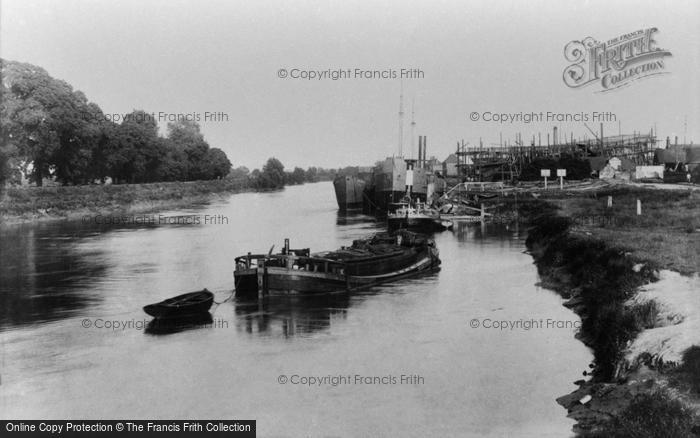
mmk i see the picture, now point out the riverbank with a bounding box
[516,187,700,436]
[0,179,257,225]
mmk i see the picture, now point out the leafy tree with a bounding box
[229,166,249,180]
[109,110,162,183]
[305,166,318,182]
[286,166,306,185]
[159,144,189,182]
[201,148,231,179]
[166,120,209,180]
[1,58,235,185]
[255,157,285,189]
[0,59,95,184]
[249,168,261,184]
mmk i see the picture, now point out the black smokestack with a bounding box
[418,136,422,166]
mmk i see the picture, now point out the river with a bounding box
[0,182,590,437]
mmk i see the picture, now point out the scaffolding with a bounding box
[455,131,657,181]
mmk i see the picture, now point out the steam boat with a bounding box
[234,231,440,297]
[387,201,445,231]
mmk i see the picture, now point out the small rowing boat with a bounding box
[143,289,214,319]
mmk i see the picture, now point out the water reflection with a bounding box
[230,267,443,339]
[0,208,222,330]
[451,220,524,243]
[335,210,379,227]
[145,312,214,335]
[233,293,350,338]
[0,224,109,328]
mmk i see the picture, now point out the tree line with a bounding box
[229,159,337,190]
[0,59,231,186]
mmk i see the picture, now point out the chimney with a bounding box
[418,136,423,167]
[553,127,558,146]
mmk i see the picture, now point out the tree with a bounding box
[1,59,122,185]
[166,120,209,180]
[159,144,189,182]
[305,166,318,182]
[0,59,95,184]
[201,148,231,179]
[255,157,285,189]
[1,58,234,185]
[109,110,163,183]
[286,166,306,185]
[229,166,249,179]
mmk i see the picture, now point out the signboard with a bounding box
[557,169,566,177]
[540,169,551,177]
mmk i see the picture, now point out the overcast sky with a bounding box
[2,0,699,169]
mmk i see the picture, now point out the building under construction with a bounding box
[454,125,658,181]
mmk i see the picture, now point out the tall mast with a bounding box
[398,82,404,157]
[410,99,416,159]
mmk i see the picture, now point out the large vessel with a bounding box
[372,141,435,212]
[333,167,372,211]
[332,92,438,214]
[233,231,440,297]
[336,139,437,214]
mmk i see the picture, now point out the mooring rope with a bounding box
[211,278,240,312]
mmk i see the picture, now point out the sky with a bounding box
[1,0,699,169]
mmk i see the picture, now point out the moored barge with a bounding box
[234,231,440,297]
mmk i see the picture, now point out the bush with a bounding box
[681,346,700,392]
[595,390,696,438]
[692,166,700,184]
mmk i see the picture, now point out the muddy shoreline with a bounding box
[518,199,699,436]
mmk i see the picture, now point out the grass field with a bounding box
[544,186,700,274]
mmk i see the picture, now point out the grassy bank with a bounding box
[516,190,700,436]
[0,178,254,224]
[547,187,700,274]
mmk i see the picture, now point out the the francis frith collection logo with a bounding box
[563,28,672,92]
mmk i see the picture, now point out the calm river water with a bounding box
[0,182,590,437]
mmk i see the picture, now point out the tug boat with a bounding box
[387,201,445,231]
[234,231,440,297]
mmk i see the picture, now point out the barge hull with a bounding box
[235,255,437,297]
[333,175,366,211]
